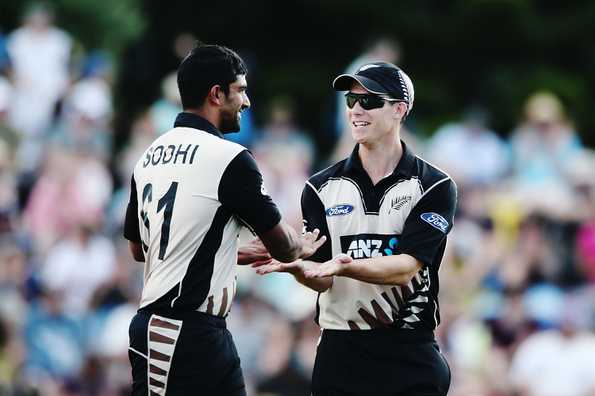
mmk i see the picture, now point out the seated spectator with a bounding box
[40,221,116,314]
[426,106,509,186]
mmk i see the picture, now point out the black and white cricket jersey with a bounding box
[124,112,281,317]
[302,141,457,331]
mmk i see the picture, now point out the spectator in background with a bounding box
[250,97,319,321]
[509,292,595,396]
[0,31,10,73]
[41,220,117,314]
[0,236,29,327]
[6,2,72,171]
[24,285,85,383]
[509,91,583,218]
[149,72,182,137]
[426,106,510,187]
[0,79,20,233]
[227,293,275,393]
[253,96,315,230]
[145,33,194,139]
[255,318,310,396]
[573,151,595,282]
[51,51,114,161]
[24,145,113,253]
[0,77,17,152]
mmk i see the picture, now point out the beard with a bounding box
[220,107,241,133]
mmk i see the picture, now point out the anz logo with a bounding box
[326,204,354,217]
[340,234,400,259]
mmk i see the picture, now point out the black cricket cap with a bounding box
[333,61,415,115]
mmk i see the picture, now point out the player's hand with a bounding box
[254,259,302,276]
[254,259,320,277]
[237,238,272,266]
[299,228,327,259]
[304,254,352,278]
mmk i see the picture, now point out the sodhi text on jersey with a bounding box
[143,144,199,167]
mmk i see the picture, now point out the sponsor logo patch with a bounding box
[326,204,354,217]
[420,212,449,233]
[340,234,399,259]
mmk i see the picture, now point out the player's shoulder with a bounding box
[412,155,457,196]
[307,159,348,191]
[165,127,246,156]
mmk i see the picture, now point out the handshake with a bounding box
[237,229,353,280]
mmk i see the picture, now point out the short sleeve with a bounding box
[301,182,332,262]
[123,174,141,242]
[396,178,457,266]
[218,150,282,234]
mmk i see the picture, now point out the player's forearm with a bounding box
[129,241,145,262]
[340,254,421,285]
[262,222,302,262]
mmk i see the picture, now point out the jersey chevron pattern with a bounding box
[124,113,281,317]
[301,142,457,331]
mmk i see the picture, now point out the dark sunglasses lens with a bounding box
[345,94,358,108]
[361,96,385,110]
[345,94,385,110]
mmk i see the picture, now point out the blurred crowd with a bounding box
[1,4,595,396]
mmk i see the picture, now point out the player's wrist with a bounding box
[335,258,352,277]
[289,259,305,276]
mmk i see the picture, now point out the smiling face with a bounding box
[220,75,250,132]
[347,82,404,145]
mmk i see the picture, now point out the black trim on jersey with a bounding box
[301,184,332,263]
[219,150,282,234]
[343,141,416,179]
[171,206,233,311]
[301,183,332,325]
[174,112,223,138]
[123,175,141,242]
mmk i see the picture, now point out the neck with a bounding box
[358,131,402,185]
[184,107,220,130]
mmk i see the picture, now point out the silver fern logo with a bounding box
[390,195,411,213]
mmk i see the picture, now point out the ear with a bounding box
[394,102,407,121]
[207,85,224,106]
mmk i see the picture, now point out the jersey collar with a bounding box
[344,140,416,179]
[174,112,223,138]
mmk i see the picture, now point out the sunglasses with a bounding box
[344,92,401,110]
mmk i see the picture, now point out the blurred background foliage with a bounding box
[1,0,594,149]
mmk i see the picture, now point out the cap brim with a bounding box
[332,74,388,95]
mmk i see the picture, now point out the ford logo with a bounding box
[326,204,354,217]
[420,212,449,233]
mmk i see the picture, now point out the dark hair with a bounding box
[177,43,247,109]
